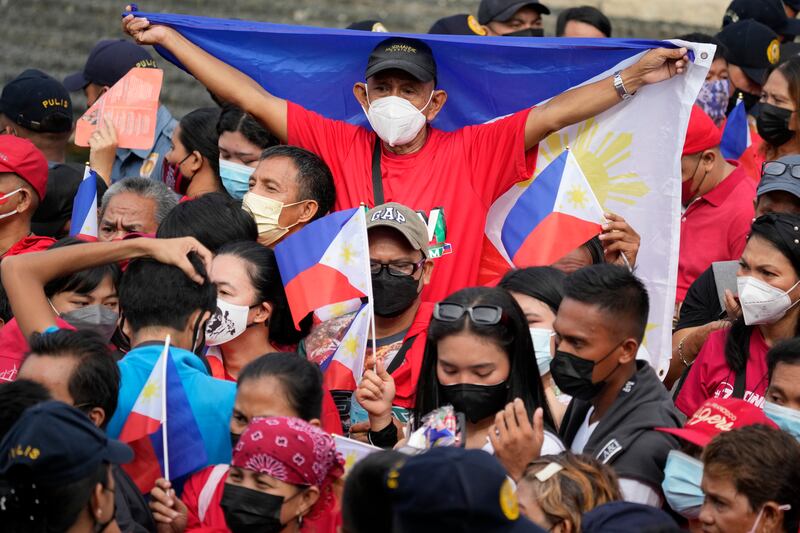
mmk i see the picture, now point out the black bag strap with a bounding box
[732,366,747,399]
[385,334,418,375]
[371,137,384,205]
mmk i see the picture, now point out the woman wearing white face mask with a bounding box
[499,266,569,427]
[676,213,800,417]
[204,240,310,380]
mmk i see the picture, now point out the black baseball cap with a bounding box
[365,37,437,83]
[429,14,487,35]
[786,0,800,11]
[0,69,72,134]
[32,164,108,238]
[717,19,781,85]
[723,0,800,36]
[388,447,546,532]
[478,0,551,25]
[0,401,132,487]
[64,39,157,92]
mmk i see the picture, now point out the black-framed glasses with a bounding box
[433,303,505,325]
[370,258,425,277]
[762,161,800,179]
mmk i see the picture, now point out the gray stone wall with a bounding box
[0,0,718,119]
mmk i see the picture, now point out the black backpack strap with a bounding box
[371,137,384,205]
[385,334,418,375]
[732,366,747,399]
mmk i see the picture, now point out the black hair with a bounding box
[0,379,51,440]
[215,241,310,345]
[217,104,279,151]
[725,214,800,375]
[119,253,216,333]
[677,32,728,62]
[26,329,120,429]
[259,145,336,220]
[498,266,566,314]
[413,287,555,430]
[0,282,12,323]
[238,353,323,420]
[767,337,800,382]
[44,238,121,298]
[156,192,258,253]
[563,264,650,342]
[341,450,406,533]
[583,236,605,265]
[556,6,612,37]
[179,107,222,178]
[0,461,110,533]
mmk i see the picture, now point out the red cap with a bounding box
[656,398,778,447]
[0,135,48,200]
[682,105,723,156]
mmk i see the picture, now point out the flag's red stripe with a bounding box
[513,212,602,266]
[119,410,162,443]
[122,437,161,494]
[322,359,358,392]
[285,264,366,327]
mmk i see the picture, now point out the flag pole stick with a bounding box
[161,335,171,481]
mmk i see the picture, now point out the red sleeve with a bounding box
[182,467,211,530]
[461,108,538,205]
[675,330,724,416]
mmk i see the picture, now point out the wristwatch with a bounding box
[613,71,635,101]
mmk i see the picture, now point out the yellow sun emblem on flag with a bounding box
[341,335,360,360]
[141,381,159,400]
[566,186,588,209]
[340,243,355,265]
[530,118,649,208]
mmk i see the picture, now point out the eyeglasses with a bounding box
[433,303,505,325]
[762,161,800,179]
[370,258,425,277]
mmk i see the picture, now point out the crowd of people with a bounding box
[1,0,800,531]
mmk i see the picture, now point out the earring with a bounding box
[297,514,303,527]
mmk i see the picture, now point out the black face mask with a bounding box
[757,103,795,147]
[371,270,420,318]
[503,28,544,37]
[550,344,621,402]
[439,382,509,423]
[220,484,287,533]
[230,431,241,449]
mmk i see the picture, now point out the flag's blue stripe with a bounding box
[137,12,679,132]
[720,101,748,160]
[69,170,98,238]
[274,208,359,285]
[501,151,566,257]
[150,349,207,480]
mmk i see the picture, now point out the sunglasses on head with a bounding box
[762,161,800,179]
[433,303,505,325]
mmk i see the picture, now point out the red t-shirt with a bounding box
[2,235,56,258]
[182,465,340,533]
[287,103,537,302]
[676,163,755,302]
[0,318,74,383]
[675,328,769,416]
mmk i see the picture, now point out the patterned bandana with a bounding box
[232,416,345,490]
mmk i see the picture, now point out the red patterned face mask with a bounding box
[162,154,192,195]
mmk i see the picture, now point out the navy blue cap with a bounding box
[429,14,488,35]
[786,0,800,11]
[0,401,132,487]
[724,0,800,36]
[0,69,72,133]
[388,447,545,532]
[478,0,551,25]
[717,19,780,85]
[581,502,680,533]
[758,154,800,199]
[346,20,389,32]
[64,39,157,92]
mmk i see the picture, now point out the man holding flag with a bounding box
[122,9,689,301]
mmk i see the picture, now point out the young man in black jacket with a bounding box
[552,264,681,507]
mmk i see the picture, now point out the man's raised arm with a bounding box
[122,9,288,142]
[524,47,689,151]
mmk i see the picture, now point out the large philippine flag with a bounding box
[118,340,207,493]
[275,208,371,328]
[497,149,605,267]
[69,166,99,240]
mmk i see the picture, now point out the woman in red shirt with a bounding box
[149,353,343,532]
[676,213,800,416]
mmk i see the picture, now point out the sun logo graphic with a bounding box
[533,118,650,209]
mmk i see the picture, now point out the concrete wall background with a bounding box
[0,0,726,119]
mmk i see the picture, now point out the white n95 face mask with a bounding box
[530,328,554,377]
[205,298,250,346]
[737,275,800,326]
[363,88,434,147]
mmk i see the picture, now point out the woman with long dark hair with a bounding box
[163,107,223,199]
[356,286,562,480]
[758,58,800,164]
[676,213,800,416]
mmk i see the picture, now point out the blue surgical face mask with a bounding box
[530,328,554,377]
[764,400,800,441]
[219,158,255,200]
[662,450,705,519]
